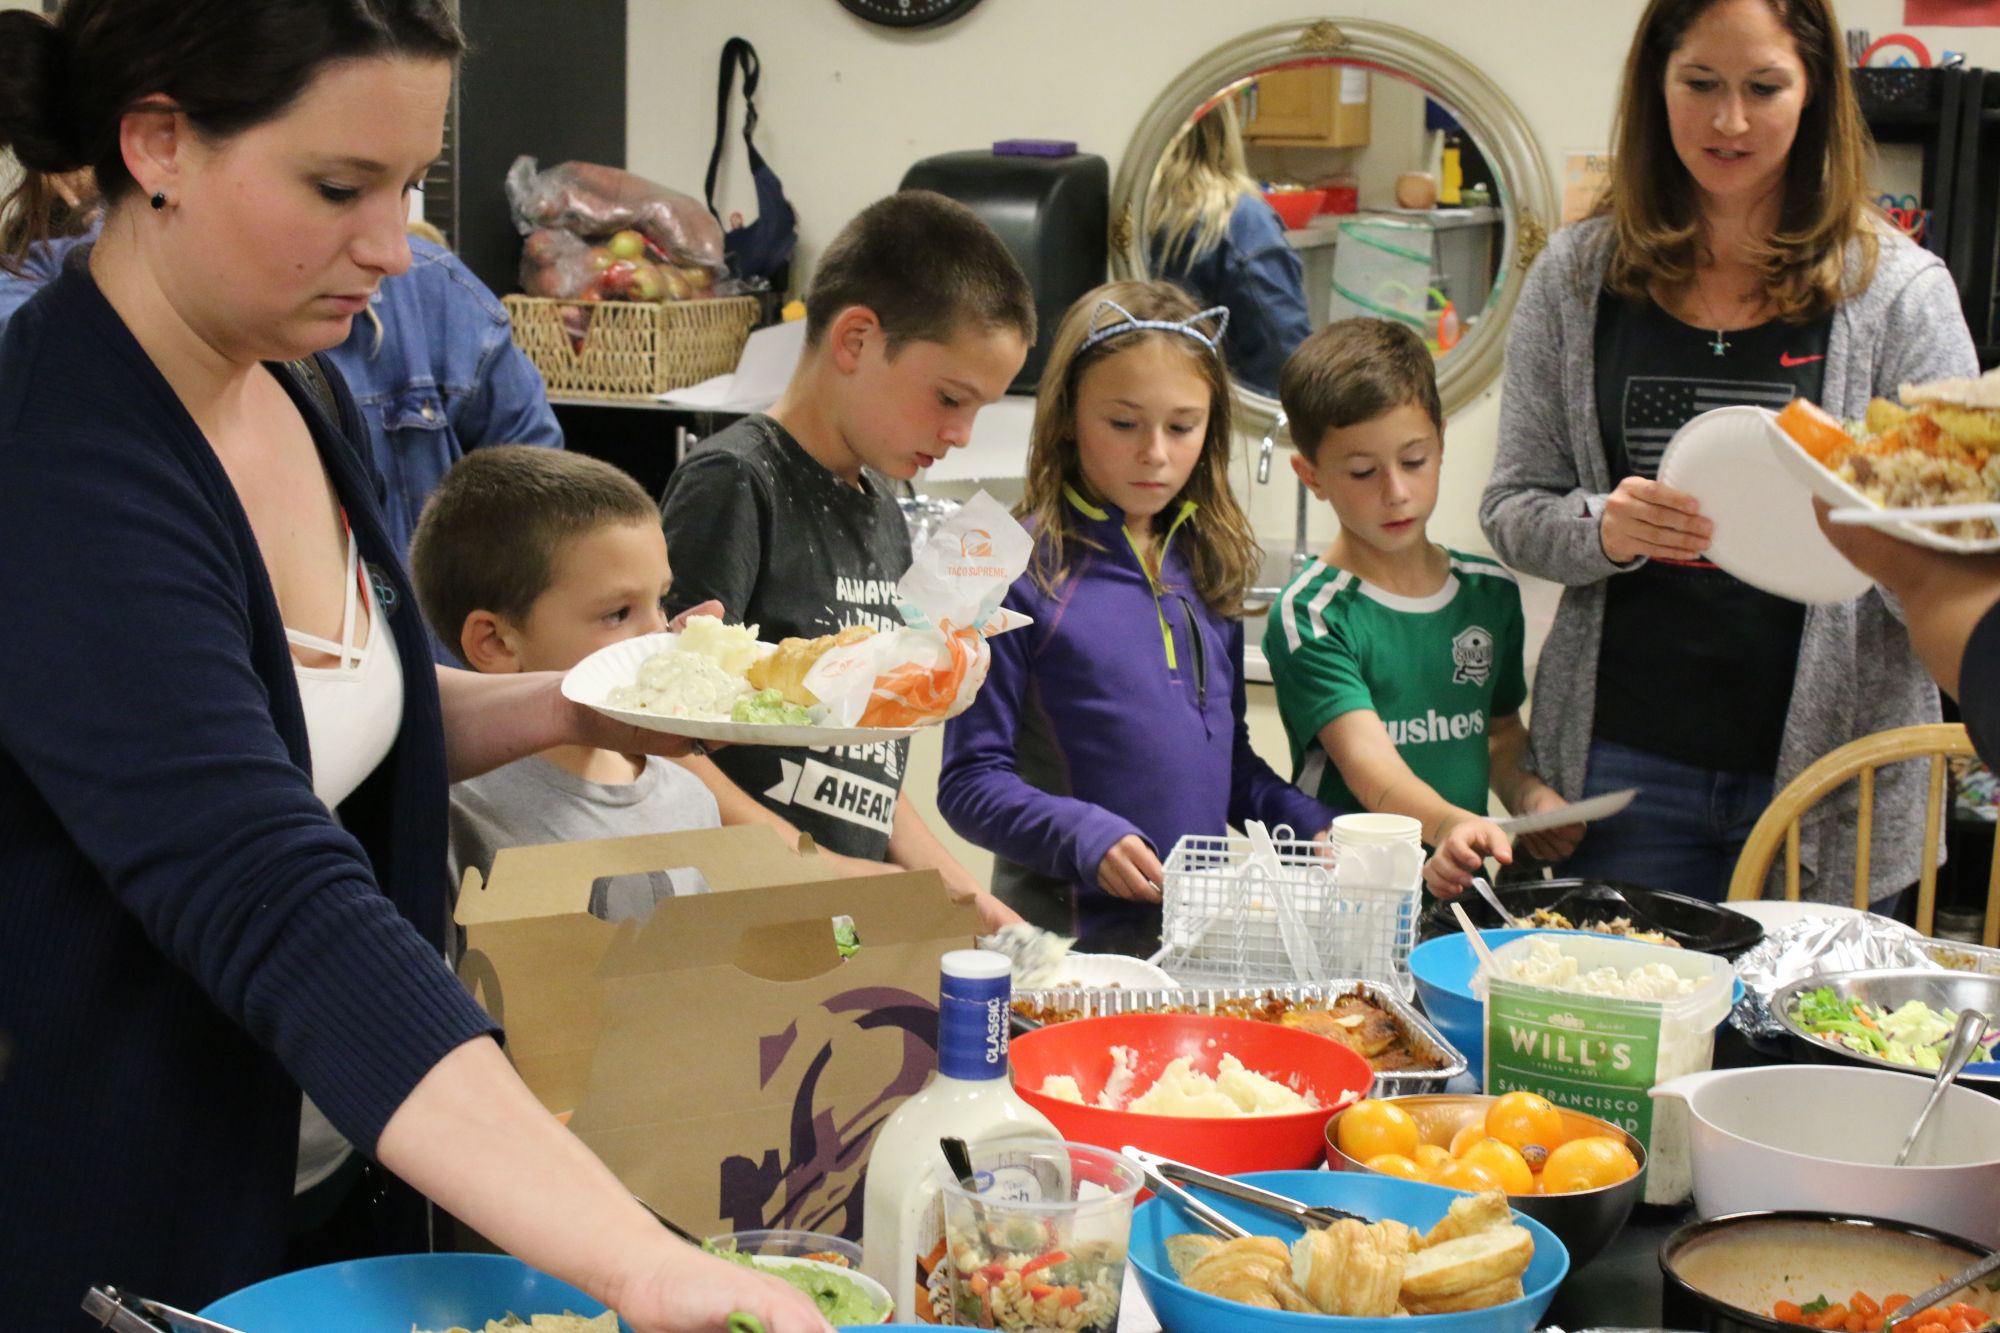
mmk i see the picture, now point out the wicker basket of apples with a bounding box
[504,158,761,400]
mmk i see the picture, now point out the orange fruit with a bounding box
[1365,1152,1426,1182]
[1540,1136,1640,1193]
[1432,1158,1501,1193]
[1776,398,1852,465]
[1336,1099,1421,1163]
[1448,1120,1488,1158]
[1458,1137,1536,1194]
[1413,1143,1454,1172]
[1485,1091,1567,1157]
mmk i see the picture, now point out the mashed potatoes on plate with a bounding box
[1040,1046,1319,1117]
[604,616,764,720]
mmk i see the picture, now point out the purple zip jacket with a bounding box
[940,489,1336,951]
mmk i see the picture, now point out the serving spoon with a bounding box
[1892,1006,1990,1167]
[1882,1247,2000,1330]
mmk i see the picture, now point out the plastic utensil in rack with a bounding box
[1247,820,1323,983]
[1121,1144,1368,1230]
[1893,1006,1991,1166]
[1882,1248,2000,1331]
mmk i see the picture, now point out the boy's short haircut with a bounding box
[804,189,1036,353]
[410,446,658,665]
[1279,318,1444,463]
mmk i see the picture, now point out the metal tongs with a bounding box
[1120,1144,1367,1240]
[84,1288,250,1333]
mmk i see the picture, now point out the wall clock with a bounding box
[838,0,984,29]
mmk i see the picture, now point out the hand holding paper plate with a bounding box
[1655,405,1871,604]
[564,490,1034,745]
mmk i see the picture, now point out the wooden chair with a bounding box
[1726,723,2000,946]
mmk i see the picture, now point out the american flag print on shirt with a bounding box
[1618,376,1795,479]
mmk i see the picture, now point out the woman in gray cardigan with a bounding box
[1480,0,1975,904]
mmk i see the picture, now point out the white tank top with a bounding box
[288,522,403,808]
[288,519,404,1193]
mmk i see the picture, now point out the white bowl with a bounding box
[1650,1063,2000,1247]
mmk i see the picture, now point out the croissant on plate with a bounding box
[745,625,874,706]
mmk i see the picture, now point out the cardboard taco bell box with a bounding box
[455,825,977,1242]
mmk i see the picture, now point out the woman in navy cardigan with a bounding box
[0,4,827,1332]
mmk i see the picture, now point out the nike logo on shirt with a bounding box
[1780,352,1826,367]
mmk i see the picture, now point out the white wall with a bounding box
[629,0,2000,555]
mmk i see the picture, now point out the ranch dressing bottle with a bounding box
[861,949,1060,1322]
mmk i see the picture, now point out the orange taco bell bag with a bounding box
[804,490,1033,729]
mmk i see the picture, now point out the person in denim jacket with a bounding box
[331,232,562,555]
[2,226,561,559]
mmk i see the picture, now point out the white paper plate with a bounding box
[561,631,920,747]
[1766,412,2000,554]
[1045,954,1180,989]
[1657,405,1872,604]
[1725,898,1914,934]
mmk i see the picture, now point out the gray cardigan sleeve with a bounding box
[1479,230,1631,586]
[1867,257,1979,395]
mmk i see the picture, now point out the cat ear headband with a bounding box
[1077,298,1231,356]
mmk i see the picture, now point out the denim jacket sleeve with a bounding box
[323,239,561,555]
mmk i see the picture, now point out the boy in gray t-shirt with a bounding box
[412,448,763,925]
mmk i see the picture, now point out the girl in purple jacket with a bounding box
[940,280,1335,954]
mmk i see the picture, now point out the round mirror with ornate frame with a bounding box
[1110,18,1555,435]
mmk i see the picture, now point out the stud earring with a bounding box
[149,192,166,211]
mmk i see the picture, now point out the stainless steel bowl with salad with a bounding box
[1775,969,2000,1097]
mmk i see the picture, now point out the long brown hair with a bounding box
[1020,279,1261,616]
[1596,0,1877,320]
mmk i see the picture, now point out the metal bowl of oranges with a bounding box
[1323,1092,1644,1270]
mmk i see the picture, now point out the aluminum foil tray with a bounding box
[1921,936,2000,977]
[1009,978,1467,1093]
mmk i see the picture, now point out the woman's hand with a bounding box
[1097,834,1164,903]
[1513,784,1585,863]
[1422,812,1513,898]
[616,1246,833,1333]
[1599,476,1713,564]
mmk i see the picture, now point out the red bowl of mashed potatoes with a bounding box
[1010,1012,1374,1176]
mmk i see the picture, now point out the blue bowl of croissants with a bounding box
[1127,1169,1568,1332]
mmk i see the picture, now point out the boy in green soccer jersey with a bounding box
[1263,319,1580,897]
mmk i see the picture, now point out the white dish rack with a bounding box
[1152,830,1420,995]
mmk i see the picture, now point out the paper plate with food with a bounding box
[563,491,1034,746]
[1773,369,2000,554]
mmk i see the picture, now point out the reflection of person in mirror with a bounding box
[0,4,831,1332]
[1146,101,1312,396]
[1813,501,2000,769]
[938,280,1335,955]
[1480,0,1977,905]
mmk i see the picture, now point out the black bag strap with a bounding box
[705,36,771,223]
